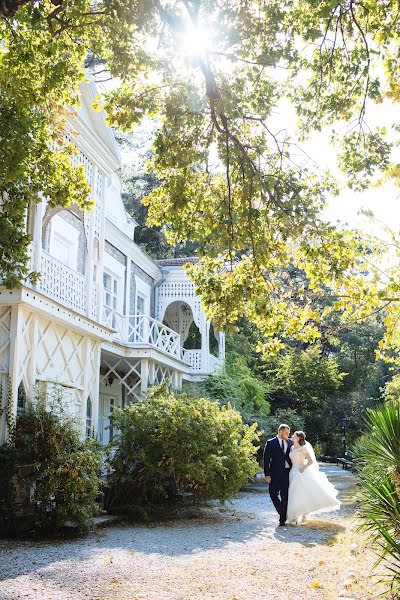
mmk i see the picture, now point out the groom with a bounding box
[263,423,293,526]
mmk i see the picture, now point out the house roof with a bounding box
[155,257,199,267]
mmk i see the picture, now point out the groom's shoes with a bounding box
[279,520,286,526]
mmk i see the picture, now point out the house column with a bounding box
[200,317,210,374]
[125,259,131,316]
[0,374,7,444]
[141,358,149,395]
[32,201,45,274]
[172,370,182,390]
[84,216,94,320]
[27,314,39,398]
[96,170,106,324]
[148,360,155,387]
[91,342,101,439]
[7,305,23,441]
[220,332,225,360]
[81,337,91,438]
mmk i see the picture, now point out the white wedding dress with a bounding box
[286,442,340,522]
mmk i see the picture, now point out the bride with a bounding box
[286,431,340,525]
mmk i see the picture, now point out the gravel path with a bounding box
[0,465,385,600]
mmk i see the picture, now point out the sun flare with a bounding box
[181,23,211,58]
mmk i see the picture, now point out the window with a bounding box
[136,294,145,314]
[52,234,70,265]
[17,382,27,415]
[109,398,115,442]
[48,213,80,270]
[86,397,92,438]
[103,272,118,327]
[136,295,146,341]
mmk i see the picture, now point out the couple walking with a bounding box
[263,424,340,526]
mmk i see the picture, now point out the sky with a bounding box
[271,98,400,236]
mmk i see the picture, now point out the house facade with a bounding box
[0,81,224,445]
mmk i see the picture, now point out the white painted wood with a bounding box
[8,305,23,438]
[141,358,149,393]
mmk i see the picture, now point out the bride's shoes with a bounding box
[290,515,307,526]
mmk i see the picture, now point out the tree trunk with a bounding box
[0,0,31,18]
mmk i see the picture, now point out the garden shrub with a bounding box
[105,383,259,516]
[0,396,103,533]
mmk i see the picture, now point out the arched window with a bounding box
[43,209,86,274]
[86,397,92,438]
[184,320,202,349]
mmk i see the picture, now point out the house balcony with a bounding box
[103,308,191,364]
[102,311,223,375]
[24,246,223,376]
[28,247,99,321]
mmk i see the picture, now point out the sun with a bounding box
[181,23,211,59]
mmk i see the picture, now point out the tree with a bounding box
[2,0,400,348]
[261,345,347,451]
[117,126,199,258]
[200,350,270,422]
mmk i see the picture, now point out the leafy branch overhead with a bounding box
[2,0,400,349]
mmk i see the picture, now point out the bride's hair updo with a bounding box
[294,431,306,446]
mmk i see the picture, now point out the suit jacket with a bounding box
[263,436,293,478]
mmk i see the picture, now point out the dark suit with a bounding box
[263,436,293,524]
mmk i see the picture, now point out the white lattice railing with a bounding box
[181,349,202,372]
[103,309,191,363]
[39,250,87,314]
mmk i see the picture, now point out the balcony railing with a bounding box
[38,250,87,315]
[103,308,191,363]
[180,350,223,373]
[181,348,202,371]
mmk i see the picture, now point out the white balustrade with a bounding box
[39,250,87,314]
[104,309,191,363]
[181,349,202,371]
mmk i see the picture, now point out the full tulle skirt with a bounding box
[286,466,340,521]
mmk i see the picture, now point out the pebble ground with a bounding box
[0,465,389,600]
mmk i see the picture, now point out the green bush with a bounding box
[355,401,400,595]
[200,352,270,421]
[105,383,259,516]
[0,396,103,533]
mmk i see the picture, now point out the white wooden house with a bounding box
[0,81,225,444]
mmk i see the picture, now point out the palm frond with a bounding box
[356,400,400,593]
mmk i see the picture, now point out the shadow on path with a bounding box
[0,464,356,587]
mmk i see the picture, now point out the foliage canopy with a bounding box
[2,0,400,348]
